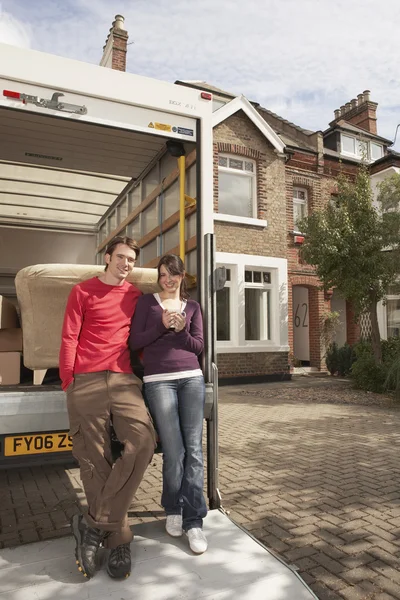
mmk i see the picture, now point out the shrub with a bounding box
[326,342,340,375]
[337,343,355,377]
[351,353,387,393]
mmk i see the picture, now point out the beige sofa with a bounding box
[15,264,159,385]
[0,295,23,385]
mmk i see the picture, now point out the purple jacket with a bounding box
[129,294,204,377]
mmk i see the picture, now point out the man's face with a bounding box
[105,243,137,281]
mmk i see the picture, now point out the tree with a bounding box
[298,167,400,363]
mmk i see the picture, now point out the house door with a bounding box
[293,286,310,364]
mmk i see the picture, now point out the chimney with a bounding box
[330,90,378,134]
[100,15,128,72]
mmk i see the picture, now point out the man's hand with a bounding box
[64,379,74,393]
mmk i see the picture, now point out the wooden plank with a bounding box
[97,149,196,252]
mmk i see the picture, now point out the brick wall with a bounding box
[218,351,289,379]
[214,110,288,380]
[111,31,128,71]
[214,111,287,258]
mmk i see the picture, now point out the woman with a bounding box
[129,254,208,554]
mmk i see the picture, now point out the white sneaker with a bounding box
[165,515,183,537]
[186,528,208,554]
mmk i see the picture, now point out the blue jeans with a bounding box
[144,376,207,531]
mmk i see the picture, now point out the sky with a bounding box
[1,0,399,150]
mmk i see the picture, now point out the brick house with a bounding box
[264,91,393,371]
[177,82,394,378]
[371,150,400,340]
[177,87,292,382]
[105,20,396,380]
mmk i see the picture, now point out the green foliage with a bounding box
[337,343,355,376]
[326,342,339,375]
[326,341,355,376]
[382,336,400,363]
[385,354,400,400]
[351,352,387,393]
[298,166,400,317]
[350,337,400,395]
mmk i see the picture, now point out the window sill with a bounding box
[214,213,268,228]
[217,344,290,354]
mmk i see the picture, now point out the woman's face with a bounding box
[158,264,184,294]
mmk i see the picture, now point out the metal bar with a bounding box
[178,155,186,261]
[203,232,221,509]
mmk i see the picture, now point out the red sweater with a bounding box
[59,277,141,391]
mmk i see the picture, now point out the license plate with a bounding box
[4,432,73,456]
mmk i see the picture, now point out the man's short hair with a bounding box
[104,236,140,270]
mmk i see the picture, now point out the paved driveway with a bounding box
[1,377,400,600]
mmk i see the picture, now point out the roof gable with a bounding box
[212,95,286,154]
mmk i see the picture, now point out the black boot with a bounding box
[107,543,131,579]
[71,513,104,579]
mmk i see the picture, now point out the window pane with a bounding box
[342,135,355,154]
[263,272,271,284]
[253,271,262,283]
[218,172,253,217]
[371,143,383,160]
[225,268,231,282]
[357,140,368,158]
[245,270,252,282]
[245,289,270,340]
[294,189,306,201]
[229,158,243,170]
[218,156,228,167]
[293,200,306,229]
[244,161,254,172]
[217,287,230,340]
[387,298,400,338]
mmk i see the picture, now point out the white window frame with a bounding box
[378,288,400,340]
[244,268,273,343]
[217,154,257,220]
[216,252,289,353]
[293,187,308,233]
[216,266,236,344]
[341,134,356,156]
[370,142,383,160]
[340,134,383,162]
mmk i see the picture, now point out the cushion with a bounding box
[15,264,159,370]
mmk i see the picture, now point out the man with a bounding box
[59,236,156,580]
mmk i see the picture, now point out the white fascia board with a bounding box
[212,95,285,154]
[371,166,400,181]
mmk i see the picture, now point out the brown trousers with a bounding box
[67,371,156,548]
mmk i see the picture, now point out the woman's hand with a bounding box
[162,309,174,329]
[173,312,186,332]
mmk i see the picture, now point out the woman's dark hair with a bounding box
[157,254,189,300]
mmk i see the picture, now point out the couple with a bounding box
[59,236,207,581]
